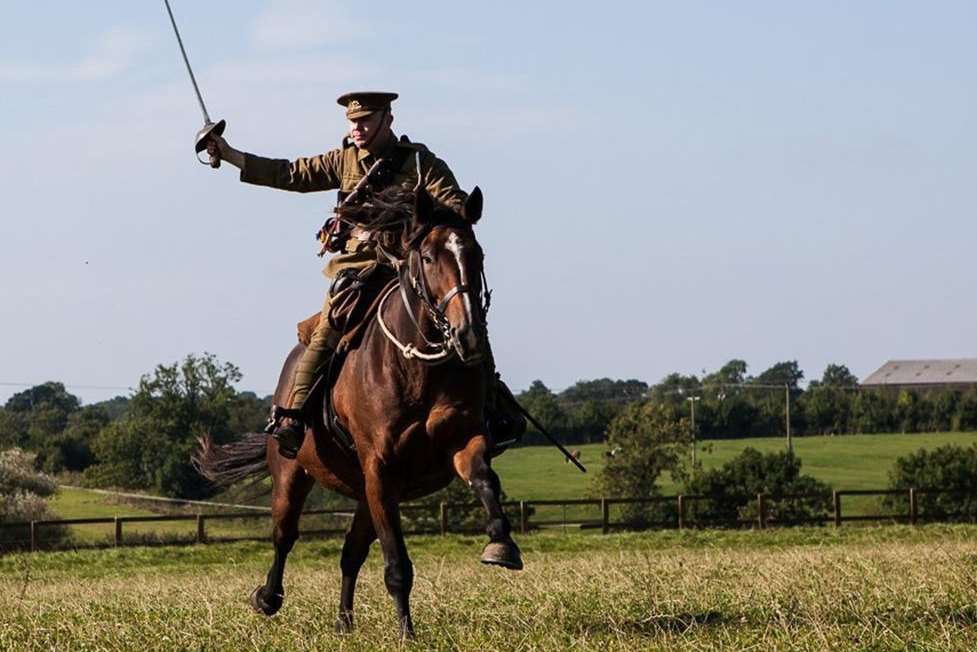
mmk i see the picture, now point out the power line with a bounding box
[0,381,133,392]
[0,381,275,398]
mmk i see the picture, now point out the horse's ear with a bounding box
[463,186,483,224]
[414,187,435,225]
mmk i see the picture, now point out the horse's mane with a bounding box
[335,187,471,249]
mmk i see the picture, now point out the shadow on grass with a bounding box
[586,610,727,637]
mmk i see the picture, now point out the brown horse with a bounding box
[194,186,521,638]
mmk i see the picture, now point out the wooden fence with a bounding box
[1,487,972,553]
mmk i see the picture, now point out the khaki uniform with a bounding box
[242,137,466,272]
[240,136,467,410]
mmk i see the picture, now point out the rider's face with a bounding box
[348,112,392,149]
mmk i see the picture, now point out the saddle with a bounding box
[296,264,397,353]
[289,264,398,453]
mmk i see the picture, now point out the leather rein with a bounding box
[376,237,491,364]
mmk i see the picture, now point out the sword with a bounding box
[163,0,226,168]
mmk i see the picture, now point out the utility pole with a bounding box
[785,384,792,453]
[686,395,701,469]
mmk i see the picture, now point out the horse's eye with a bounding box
[421,254,434,265]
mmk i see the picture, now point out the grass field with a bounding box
[3,525,977,650]
[493,431,977,499]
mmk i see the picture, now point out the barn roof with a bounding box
[862,359,977,386]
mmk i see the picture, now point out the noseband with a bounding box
[376,234,491,363]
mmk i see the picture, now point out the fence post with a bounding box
[439,502,448,536]
[600,498,609,534]
[909,488,917,526]
[757,493,767,529]
[196,514,207,543]
[29,521,37,552]
[677,495,685,530]
[833,490,841,528]
[519,501,528,534]
[114,517,122,547]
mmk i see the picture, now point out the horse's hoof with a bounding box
[335,611,354,634]
[250,585,283,616]
[400,617,415,641]
[480,540,524,570]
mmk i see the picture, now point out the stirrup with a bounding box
[269,405,306,459]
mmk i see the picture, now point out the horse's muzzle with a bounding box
[450,324,485,366]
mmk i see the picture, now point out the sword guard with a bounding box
[194,119,226,168]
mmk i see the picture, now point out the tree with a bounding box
[851,390,896,433]
[228,391,272,435]
[955,390,977,431]
[649,373,700,404]
[0,409,28,450]
[516,381,569,445]
[803,385,851,435]
[2,383,81,453]
[91,395,130,421]
[4,382,80,415]
[0,448,64,549]
[34,405,108,473]
[594,401,689,524]
[755,360,804,390]
[86,353,243,499]
[560,378,649,403]
[684,448,831,526]
[886,445,977,520]
[819,364,858,388]
[704,359,749,386]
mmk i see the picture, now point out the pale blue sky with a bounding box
[2,1,975,404]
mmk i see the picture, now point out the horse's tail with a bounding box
[192,432,270,489]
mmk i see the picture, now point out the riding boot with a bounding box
[274,297,342,459]
[273,417,306,460]
[486,374,527,447]
[481,337,527,449]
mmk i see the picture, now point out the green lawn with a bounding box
[45,487,269,545]
[493,431,977,499]
[48,486,158,520]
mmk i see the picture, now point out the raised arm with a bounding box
[207,134,342,193]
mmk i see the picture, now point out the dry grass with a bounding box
[2,527,977,650]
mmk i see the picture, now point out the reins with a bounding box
[376,239,491,365]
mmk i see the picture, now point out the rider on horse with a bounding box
[206,91,524,458]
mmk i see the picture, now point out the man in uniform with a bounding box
[206,91,522,458]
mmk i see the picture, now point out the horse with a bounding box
[194,186,521,639]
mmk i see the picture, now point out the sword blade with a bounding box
[163,0,211,124]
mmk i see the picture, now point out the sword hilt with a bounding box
[194,119,226,168]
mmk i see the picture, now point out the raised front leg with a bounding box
[252,460,315,616]
[453,435,523,570]
[363,461,415,639]
[336,501,377,634]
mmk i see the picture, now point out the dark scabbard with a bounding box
[514,402,587,473]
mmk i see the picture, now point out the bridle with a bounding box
[376,230,491,364]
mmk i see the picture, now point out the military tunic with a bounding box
[240,135,467,411]
[240,137,467,278]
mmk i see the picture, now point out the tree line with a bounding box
[518,359,977,443]
[3,354,977,500]
[0,354,270,499]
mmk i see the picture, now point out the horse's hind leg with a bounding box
[364,461,415,639]
[453,435,523,570]
[252,460,315,616]
[335,501,377,634]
